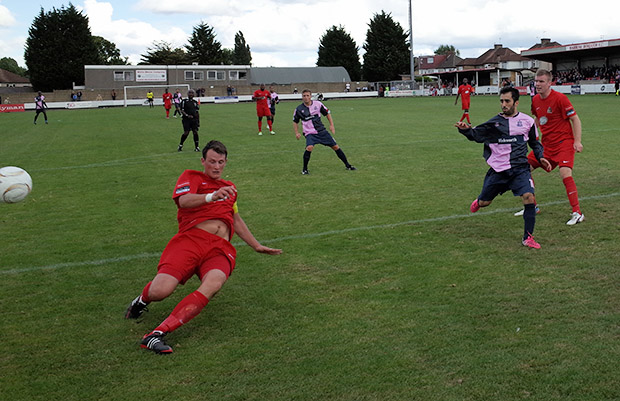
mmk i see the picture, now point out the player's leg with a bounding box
[190,118,200,150]
[330,144,356,170]
[520,192,540,248]
[139,270,186,355]
[33,110,38,124]
[560,166,584,225]
[471,169,501,212]
[142,255,230,354]
[43,110,48,123]
[460,108,470,124]
[257,115,263,135]
[178,130,190,151]
[302,145,313,174]
[267,115,274,134]
[514,152,547,216]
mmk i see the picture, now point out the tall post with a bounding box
[409,0,415,87]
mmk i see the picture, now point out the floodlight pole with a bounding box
[409,0,415,86]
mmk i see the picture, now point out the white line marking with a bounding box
[2,192,618,275]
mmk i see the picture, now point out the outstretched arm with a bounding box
[234,213,282,255]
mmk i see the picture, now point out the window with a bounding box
[207,70,226,80]
[185,71,204,81]
[114,71,134,81]
[229,70,247,80]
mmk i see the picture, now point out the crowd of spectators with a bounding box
[554,65,620,84]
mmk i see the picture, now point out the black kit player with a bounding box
[178,89,201,152]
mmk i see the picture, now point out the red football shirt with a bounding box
[531,89,576,149]
[253,89,270,108]
[458,84,473,101]
[172,170,237,235]
[162,92,173,108]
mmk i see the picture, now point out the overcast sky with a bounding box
[1,0,619,69]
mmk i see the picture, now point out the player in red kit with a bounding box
[162,88,173,119]
[252,83,274,135]
[455,78,474,123]
[515,69,585,225]
[125,140,282,354]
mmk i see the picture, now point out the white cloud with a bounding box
[0,3,17,27]
[82,0,189,64]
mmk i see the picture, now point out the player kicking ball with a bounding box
[455,87,551,249]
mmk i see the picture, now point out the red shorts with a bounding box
[157,228,237,284]
[528,140,575,170]
[461,100,470,110]
[256,105,272,118]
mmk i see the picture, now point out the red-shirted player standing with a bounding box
[252,83,274,135]
[125,140,282,354]
[455,78,475,123]
[162,88,173,119]
[519,69,584,226]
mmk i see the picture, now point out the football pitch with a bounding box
[1,94,619,400]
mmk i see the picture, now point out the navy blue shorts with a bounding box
[305,130,337,147]
[478,167,534,201]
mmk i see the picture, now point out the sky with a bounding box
[1,0,619,69]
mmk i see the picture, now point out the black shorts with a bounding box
[305,130,337,147]
[270,107,276,116]
[182,117,199,132]
[478,167,534,201]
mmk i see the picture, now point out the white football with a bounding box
[0,166,33,203]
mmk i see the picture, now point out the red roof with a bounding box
[0,68,30,84]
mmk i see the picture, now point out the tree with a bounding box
[435,44,460,56]
[362,11,410,82]
[93,36,129,65]
[0,57,28,77]
[140,41,189,65]
[317,25,361,81]
[185,22,224,65]
[24,4,99,91]
[232,31,252,65]
[221,48,234,65]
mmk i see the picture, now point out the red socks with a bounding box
[155,291,209,334]
[563,176,581,213]
[140,281,152,303]
[460,113,470,123]
[258,120,262,132]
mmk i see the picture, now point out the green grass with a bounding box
[1,95,619,401]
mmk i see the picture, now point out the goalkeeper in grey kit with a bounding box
[178,89,201,152]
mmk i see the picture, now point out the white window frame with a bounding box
[229,70,247,80]
[185,71,204,81]
[114,71,134,81]
[207,70,226,80]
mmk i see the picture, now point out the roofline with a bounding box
[85,65,252,70]
[522,38,620,56]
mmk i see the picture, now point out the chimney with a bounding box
[494,44,503,50]
[541,38,551,46]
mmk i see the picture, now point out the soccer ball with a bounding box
[0,166,33,203]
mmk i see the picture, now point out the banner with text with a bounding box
[0,104,25,113]
[136,70,167,82]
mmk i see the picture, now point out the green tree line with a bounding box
[18,5,458,91]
